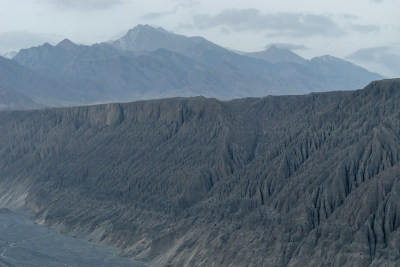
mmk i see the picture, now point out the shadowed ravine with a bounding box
[0,79,400,266]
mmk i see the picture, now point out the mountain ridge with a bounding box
[56,38,78,50]
[0,86,43,110]
[245,45,308,64]
[1,79,400,266]
[0,24,384,108]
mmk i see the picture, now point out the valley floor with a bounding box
[0,209,146,267]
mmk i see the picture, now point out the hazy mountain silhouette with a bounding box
[0,86,42,110]
[13,41,275,102]
[111,25,382,80]
[246,45,308,64]
[0,24,384,107]
[0,54,118,106]
[110,24,214,57]
[0,79,399,266]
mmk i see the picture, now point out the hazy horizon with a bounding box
[1,0,399,77]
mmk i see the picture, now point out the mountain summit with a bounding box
[246,45,307,64]
[110,24,202,53]
[56,39,78,50]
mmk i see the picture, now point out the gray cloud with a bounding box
[40,0,124,11]
[182,9,346,38]
[0,31,62,53]
[347,47,400,77]
[219,27,231,35]
[265,43,309,51]
[141,11,174,20]
[340,14,358,20]
[141,1,199,20]
[141,5,179,20]
[170,0,199,7]
[347,47,390,61]
[350,24,380,33]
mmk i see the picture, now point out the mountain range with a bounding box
[246,45,308,64]
[0,86,42,110]
[0,24,383,108]
[0,79,399,266]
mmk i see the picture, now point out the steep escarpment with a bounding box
[1,79,400,266]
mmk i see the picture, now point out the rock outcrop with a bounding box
[0,79,400,266]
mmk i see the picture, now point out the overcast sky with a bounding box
[1,0,399,77]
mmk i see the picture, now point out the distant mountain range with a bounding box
[0,86,42,110]
[245,45,308,64]
[1,24,383,107]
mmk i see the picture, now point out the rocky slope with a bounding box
[245,45,308,64]
[0,87,42,110]
[0,55,106,106]
[0,79,400,266]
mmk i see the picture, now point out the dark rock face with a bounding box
[1,79,400,266]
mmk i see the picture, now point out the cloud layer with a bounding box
[41,0,124,11]
[350,24,380,33]
[265,43,309,50]
[0,31,61,53]
[182,9,346,38]
[347,47,400,77]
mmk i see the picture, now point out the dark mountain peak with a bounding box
[265,44,280,52]
[246,45,307,64]
[112,24,173,52]
[125,24,162,40]
[42,42,53,48]
[109,24,222,58]
[127,24,168,35]
[311,55,340,62]
[56,39,77,50]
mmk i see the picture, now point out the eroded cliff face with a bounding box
[1,79,400,266]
